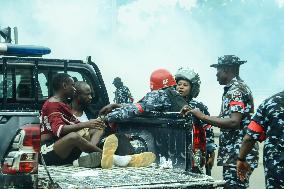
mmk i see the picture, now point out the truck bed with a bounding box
[38,165,225,188]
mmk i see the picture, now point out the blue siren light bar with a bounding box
[0,43,51,56]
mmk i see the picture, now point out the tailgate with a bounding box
[0,112,39,161]
[38,165,225,188]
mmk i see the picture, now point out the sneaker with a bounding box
[78,152,102,168]
[128,152,156,167]
[101,134,118,169]
[160,158,173,169]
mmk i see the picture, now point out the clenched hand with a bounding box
[86,119,106,130]
[180,105,192,116]
[180,105,205,120]
[237,160,252,181]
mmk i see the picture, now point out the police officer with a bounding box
[101,69,184,121]
[100,69,185,167]
[181,55,259,188]
[175,67,217,175]
[113,77,134,103]
[237,91,284,188]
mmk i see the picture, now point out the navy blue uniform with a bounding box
[107,89,172,122]
[114,86,133,103]
[246,91,284,188]
[218,77,259,188]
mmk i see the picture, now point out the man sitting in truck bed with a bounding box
[71,81,156,169]
[40,73,106,166]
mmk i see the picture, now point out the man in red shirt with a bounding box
[40,73,105,165]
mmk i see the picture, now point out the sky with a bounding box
[1,0,284,115]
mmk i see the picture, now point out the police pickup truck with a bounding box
[0,43,225,188]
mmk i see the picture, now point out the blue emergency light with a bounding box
[0,43,51,56]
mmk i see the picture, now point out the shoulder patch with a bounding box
[232,91,243,100]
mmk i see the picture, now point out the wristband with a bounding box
[237,157,246,162]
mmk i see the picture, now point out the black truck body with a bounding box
[0,56,225,188]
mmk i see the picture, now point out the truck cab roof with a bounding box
[0,56,109,113]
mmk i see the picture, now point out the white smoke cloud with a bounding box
[277,0,284,7]
[1,0,283,115]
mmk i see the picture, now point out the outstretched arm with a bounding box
[99,103,123,115]
[198,110,242,129]
[61,119,105,135]
[102,90,172,122]
[181,105,242,129]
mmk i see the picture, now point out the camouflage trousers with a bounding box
[223,166,253,189]
[265,162,284,189]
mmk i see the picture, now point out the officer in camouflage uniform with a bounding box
[237,91,284,188]
[175,67,217,174]
[101,69,184,122]
[181,55,259,188]
[113,77,134,103]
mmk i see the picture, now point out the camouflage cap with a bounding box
[210,55,247,68]
[113,77,122,84]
